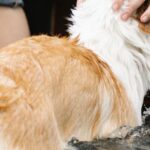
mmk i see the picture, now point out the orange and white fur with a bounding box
[0,0,149,150]
[69,0,150,124]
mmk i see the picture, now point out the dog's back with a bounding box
[0,35,137,150]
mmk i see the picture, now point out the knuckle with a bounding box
[126,6,134,14]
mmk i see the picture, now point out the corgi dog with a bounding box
[0,0,149,150]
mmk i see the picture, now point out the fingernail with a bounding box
[141,16,148,22]
[121,13,129,21]
[113,3,119,10]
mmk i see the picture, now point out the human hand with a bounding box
[113,0,150,23]
[77,0,85,6]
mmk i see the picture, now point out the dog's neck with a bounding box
[69,0,150,123]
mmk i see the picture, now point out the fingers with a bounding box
[113,0,149,22]
[113,0,124,11]
[141,5,150,23]
[121,0,145,21]
[77,0,85,6]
